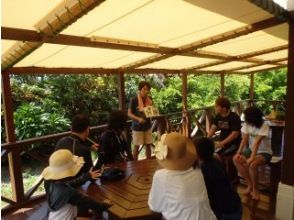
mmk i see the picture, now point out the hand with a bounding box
[91,143,100,151]
[215,141,224,148]
[103,199,113,208]
[246,156,254,165]
[89,167,102,180]
[236,154,247,166]
[138,117,145,124]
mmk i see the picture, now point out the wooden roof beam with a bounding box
[2,26,287,70]
[7,66,246,75]
[1,27,175,54]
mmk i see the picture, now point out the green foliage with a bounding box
[14,103,70,140]
[187,75,220,109]
[45,75,118,124]
[1,69,287,143]
[225,75,250,101]
[254,69,286,113]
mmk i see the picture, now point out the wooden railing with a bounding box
[1,99,285,213]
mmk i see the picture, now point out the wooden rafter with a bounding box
[6,66,260,75]
[185,45,288,71]
[246,65,287,74]
[2,25,287,73]
[1,0,105,70]
[221,57,287,72]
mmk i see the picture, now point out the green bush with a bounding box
[14,103,70,140]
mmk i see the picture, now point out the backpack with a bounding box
[100,167,125,181]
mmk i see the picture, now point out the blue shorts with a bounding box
[242,148,272,164]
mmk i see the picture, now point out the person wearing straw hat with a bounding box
[148,132,216,220]
[42,149,112,220]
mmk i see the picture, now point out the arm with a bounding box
[247,135,264,164]
[207,124,217,138]
[128,108,145,124]
[94,132,112,169]
[121,136,134,161]
[65,173,91,188]
[217,131,240,148]
[236,133,249,154]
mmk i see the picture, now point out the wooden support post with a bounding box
[117,72,126,110]
[282,15,294,186]
[249,73,254,100]
[220,73,225,97]
[182,72,188,111]
[1,72,24,203]
[276,15,294,220]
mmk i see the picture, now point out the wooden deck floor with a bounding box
[2,184,277,220]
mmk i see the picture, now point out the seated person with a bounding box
[55,114,99,176]
[233,106,272,200]
[148,132,216,220]
[193,137,242,220]
[42,149,112,220]
[207,97,241,159]
[94,110,133,169]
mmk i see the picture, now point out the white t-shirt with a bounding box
[241,121,272,155]
[148,167,216,220]
[48,204,77,220]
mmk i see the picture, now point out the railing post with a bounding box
[1,72,24,203]
[117,71,126,110]
[250,73,254,100]
[181,72,190,137]
[220,73,225,97]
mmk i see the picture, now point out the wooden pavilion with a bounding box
[1,0,294,219]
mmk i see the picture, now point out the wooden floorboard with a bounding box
[2,184,277,220]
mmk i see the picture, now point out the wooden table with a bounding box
[82,159,162,220]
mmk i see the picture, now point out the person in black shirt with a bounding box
[207,97,241,159]
[94,110,133,169]
[55,114,98,176]
[193,137,242,220]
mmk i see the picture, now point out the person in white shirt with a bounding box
[148,132,216,220]
[233,106,272,200]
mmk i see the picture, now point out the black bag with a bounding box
[100,167,125,181]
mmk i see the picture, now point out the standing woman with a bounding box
[233,106,272,200]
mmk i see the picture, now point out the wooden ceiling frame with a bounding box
[1,6,287,74]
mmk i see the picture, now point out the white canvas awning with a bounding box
[1,0,291,75]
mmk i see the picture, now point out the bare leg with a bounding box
[133,145,140,161]
[145,144,151,159]
[233,154,252,194]
[249,156,265,200]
